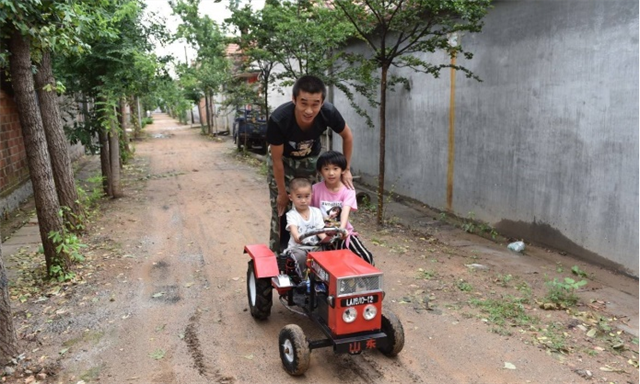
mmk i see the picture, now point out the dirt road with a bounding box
[4,113,638,384]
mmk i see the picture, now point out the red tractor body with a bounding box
[244,231,404,376]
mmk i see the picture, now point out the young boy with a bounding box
[284,178,327,282]
[312,151,374,265]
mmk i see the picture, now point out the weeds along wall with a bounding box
[0,88,32,216]
[331,0,639,276]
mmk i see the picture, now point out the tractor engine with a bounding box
[308,250,383,337]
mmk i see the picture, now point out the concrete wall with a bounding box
[329,0,639,275]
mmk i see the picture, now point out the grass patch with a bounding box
[493,273,513,287]
[80,365,102,382]
[470,295,538,331]
[535,322,570,353]
[543,277,586,308]
[418,268,437,280]
[457,279,473,292]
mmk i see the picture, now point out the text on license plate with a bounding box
[340,295,379,307]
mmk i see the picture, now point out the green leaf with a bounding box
[149,349,166,360]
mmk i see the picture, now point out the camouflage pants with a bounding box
[267,151,318,253]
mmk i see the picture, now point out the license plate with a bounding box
[340,295,379,307]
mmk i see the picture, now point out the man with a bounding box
[266,75,354,253]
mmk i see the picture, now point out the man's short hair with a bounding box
[289,177,312,191]
[316,150,347,172]
[292,75,326,101]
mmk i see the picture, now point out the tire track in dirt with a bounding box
[184,310,207,377]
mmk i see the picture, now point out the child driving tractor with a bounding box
[284,178,327,283]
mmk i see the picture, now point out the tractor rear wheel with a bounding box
[247,260,272,320]
[279,324,310,376]
[378,309,405,357]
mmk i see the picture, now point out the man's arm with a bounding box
[338,124,354,189]
[270,144,290,216]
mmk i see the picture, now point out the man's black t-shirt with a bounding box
[267,101,346,159]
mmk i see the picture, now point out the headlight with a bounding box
[342,307,357,323]
[363,304,377,320]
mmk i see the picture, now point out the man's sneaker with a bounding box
[315,282,327,294]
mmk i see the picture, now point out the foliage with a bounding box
[544,277,587,308]
[571,265,589,278]
[63,107,103,154]
[77,175,106,209]
[55,0,168,144]
[47,229,86,282]
[171,0,230,128]
[331,0,492,224]
[462,211,476,233]
[142,116,153,127]
[457,279,473,292]
[494,273,513,288]
[225,0,378,126]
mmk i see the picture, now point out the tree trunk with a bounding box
[109,106,122,198]
[118,97,130,158]
[99,126,112,196]
[34,50,83,231]
[97,96,113,196]
[210,91,217,135]
[376,64,388,225]
[205,93,211,134]
[9,30,65,274]
[0,242,19,365]
[130,95,141,139]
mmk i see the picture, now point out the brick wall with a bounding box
[0,89,29,199]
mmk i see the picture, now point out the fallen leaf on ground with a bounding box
[599,365,625,373]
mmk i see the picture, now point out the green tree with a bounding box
[333,0,491,224]
[225,2,279,119]
[57,0,166,195]
[226,0,378,131]
[1,0,82,277]
[171,0,230,133]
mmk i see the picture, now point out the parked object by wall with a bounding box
[332,0,639,276]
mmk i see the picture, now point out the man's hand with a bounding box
[277,192,289,217]
[342,169,354,190]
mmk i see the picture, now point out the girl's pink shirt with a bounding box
[311,182,358,234]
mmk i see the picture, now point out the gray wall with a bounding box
[329,0,639,275]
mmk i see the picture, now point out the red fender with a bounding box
[244,244,279,278]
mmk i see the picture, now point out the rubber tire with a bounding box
[378,309,405,357]
[279,324,310,376]
[246,260,272,320]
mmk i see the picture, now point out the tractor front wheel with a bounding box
[378,309,405,357]
[279,324,310,376]
[247,260,272,320]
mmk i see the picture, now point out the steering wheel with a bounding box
[298,227,347,245]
